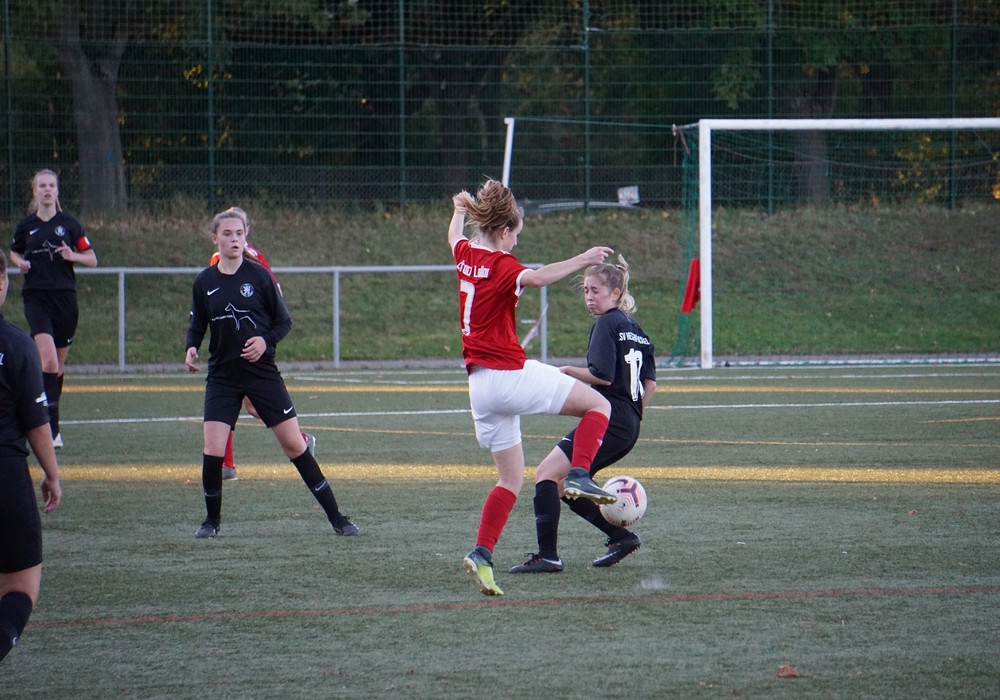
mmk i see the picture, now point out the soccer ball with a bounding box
[599,475,647,527]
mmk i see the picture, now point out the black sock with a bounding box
[291,451,341,522]
[534,480,561,560]
[43,372,60,437]
[563,495,630,540]
[0,591,33,662]
[202,454,223,525]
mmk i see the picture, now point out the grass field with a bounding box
[3,363,999,698]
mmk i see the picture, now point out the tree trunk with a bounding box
[57,12,128,217]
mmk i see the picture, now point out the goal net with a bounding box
[674,118,1000,368]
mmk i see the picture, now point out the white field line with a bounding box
[59,399,998,427]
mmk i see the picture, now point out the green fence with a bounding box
[2,1,998,218]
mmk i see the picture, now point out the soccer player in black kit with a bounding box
[509,256,657,573]
[0,249,62,663]
[184,209,358,539]
[9,169,98,448]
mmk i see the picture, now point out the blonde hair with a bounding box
[29,169,61,213]
[453,179,523,244]
[584,255,636,314]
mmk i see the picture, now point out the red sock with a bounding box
[475,486,518,553]
[223,432,235,468]
[570,410,609,471]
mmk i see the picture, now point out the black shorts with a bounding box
[0,454,43,573]
[23,289,79,348]
[556,404,641,476]
[204,360,297,429]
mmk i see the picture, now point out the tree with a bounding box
[56,1,133,216]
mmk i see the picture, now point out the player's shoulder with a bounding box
[54,210,84,228]
[14,213,38,230]
[0,316,37,356]
[193,264,221,286]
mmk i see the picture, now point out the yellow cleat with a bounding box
[463,546,504,596]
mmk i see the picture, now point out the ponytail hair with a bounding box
[453,179,523,244]
[584,255,636,314]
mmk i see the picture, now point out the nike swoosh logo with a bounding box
[207,288,220,295]
[29,228,39,235]
[283,406,294,414]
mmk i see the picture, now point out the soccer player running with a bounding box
[206,207,316,482]
[9,169,98,449]
[0,249,62,663]
[185,208,357,539]
[449,178,618,596]
[509,256,656,574]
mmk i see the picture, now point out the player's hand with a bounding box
[16,259,30,273]
[185,347,199,373]
[41,475,61,513]
[55,242,75,261]
[241,336,266,363]
[582,246,614,265]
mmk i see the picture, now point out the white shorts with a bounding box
[467,359,576,452]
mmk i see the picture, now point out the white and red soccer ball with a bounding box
[599,475,647,527]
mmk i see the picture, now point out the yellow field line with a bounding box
[42,464,1000,484]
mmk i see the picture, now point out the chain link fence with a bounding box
[2,1,998,217]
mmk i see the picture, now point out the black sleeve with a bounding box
[185,272,209,350]
[586,314,618,383]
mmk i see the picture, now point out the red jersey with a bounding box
[452,238,529,371]
[210,244,281,290]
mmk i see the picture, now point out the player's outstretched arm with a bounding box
[521,246,613,289]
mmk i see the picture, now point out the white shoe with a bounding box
[222,466,238,481]
[52,433,63,449]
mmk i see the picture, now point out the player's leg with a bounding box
[196,420,230,539]
[272,416,358,536]
[570,415,643,567]
[462,443,524,596]
[558,383,615,503]
[221,431,237,480]
[509,445,569,574]
[0,566,40,662]
[32,334,61,440]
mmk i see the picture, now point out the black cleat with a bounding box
[332,515,359,536]
[195,519,219,539]
[564,467,618,505]
[508,553,564,574]
[592,533,641,567]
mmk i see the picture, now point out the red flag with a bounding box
[681,258,700,313]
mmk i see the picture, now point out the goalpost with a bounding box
[688,118,1000,368]
[501,116,1000,368]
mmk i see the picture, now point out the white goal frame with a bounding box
[693,118,1000,368]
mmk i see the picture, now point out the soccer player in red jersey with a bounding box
[449,178,618,596]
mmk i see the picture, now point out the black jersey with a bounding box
[586,308,656,420]
[0,315,49,458]
[185,259,291,372]
[10,211,92,292]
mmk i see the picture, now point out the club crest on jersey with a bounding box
[55,225,66,238]
[240,283,254,298]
